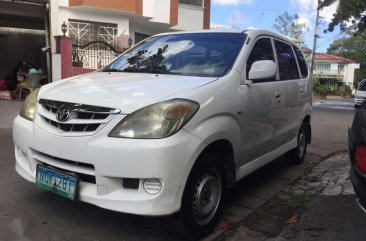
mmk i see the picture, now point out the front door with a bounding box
[238,37,283,166]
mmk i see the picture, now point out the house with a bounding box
[313,53,359,90]
[0,0,210,83]
[302,48,360,91]
[51,0,211,81]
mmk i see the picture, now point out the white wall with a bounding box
[143,0,171,24]
[129,21,176,45]
[345,63,360,89]
[172,4,204,31]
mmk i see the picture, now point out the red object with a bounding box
[355,145,366,173]
[314,53,356,63]
[0,80,7,90]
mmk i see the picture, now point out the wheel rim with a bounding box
[298,131,306,158]
[192,168,222,225]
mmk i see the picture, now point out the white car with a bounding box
[13,29,312,238]
[355,79,366,108]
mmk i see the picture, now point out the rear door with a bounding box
[273,39,304,144]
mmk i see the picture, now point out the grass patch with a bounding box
[288,193,312,210]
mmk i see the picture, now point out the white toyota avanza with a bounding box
[13,29,312,238]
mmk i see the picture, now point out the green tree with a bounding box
[273,11,308,44]
[327,32,366,88]
[324,0,366,33]
[327,34,366,63]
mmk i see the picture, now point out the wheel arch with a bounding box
[191,139,236,188]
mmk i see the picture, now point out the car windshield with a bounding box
[102,33,246,77]
[358,81,366,91]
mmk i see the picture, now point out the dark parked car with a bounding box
[349,101,366,212]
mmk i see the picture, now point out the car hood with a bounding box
[39,72,217,114]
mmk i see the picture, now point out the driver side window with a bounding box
[246,38,274,82]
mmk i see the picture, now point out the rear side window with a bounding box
[293,46,308,78]
[246,38,274,80]
[274,40,299,80]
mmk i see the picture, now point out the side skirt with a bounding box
[236,138,297,181]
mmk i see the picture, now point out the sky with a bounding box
[210,0,342,52]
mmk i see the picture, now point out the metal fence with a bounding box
[72,41,123,69]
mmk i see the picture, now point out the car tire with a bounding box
[285,123,308,165]
[179,152,226,240]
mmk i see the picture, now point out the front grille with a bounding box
[42,117,100,132]
[43,105,109,120]
[38,99,120,135]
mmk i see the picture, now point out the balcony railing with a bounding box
[313,70,344,79]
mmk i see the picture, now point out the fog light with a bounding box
[143,178,162,195]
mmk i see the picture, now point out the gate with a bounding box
[72,41,124,69]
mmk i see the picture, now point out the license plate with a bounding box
[36,165,78,200]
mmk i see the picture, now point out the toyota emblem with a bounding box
[56,106,71,122]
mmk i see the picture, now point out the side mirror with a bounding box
[248,60,276,81]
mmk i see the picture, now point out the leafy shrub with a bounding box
[343,85,352,97]
[313,79,330,97]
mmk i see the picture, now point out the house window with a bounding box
[338,64,344,72]
[315,63,330,72]
[134,32,151,44]
[179,0,203,7]
[68,19,118,46]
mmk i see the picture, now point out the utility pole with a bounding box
[310,0,322,77]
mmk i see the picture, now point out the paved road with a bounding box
[309,98,355,157]
[0,98,359,241]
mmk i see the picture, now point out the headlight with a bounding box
[19,88,40,121]
[109,99,199,139]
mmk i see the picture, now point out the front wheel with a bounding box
[179,152,225,239]
[285,123,308,165]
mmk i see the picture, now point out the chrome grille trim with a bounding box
[37,99,120,134]
[39,99,120,115]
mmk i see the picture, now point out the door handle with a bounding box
[275,92,281,98]
[300,88,304,94]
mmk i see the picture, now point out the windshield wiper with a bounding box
[134,67,183,75]
[102,68,125,72]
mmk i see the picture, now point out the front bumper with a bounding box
[13,115,205,216]
[355,97,366,107]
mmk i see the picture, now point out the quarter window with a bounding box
[274,40,300,80]
[293,46,308,78]
[246,38,275,81]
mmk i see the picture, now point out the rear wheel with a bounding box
[179,152,225,239]
[285,123,308,165]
